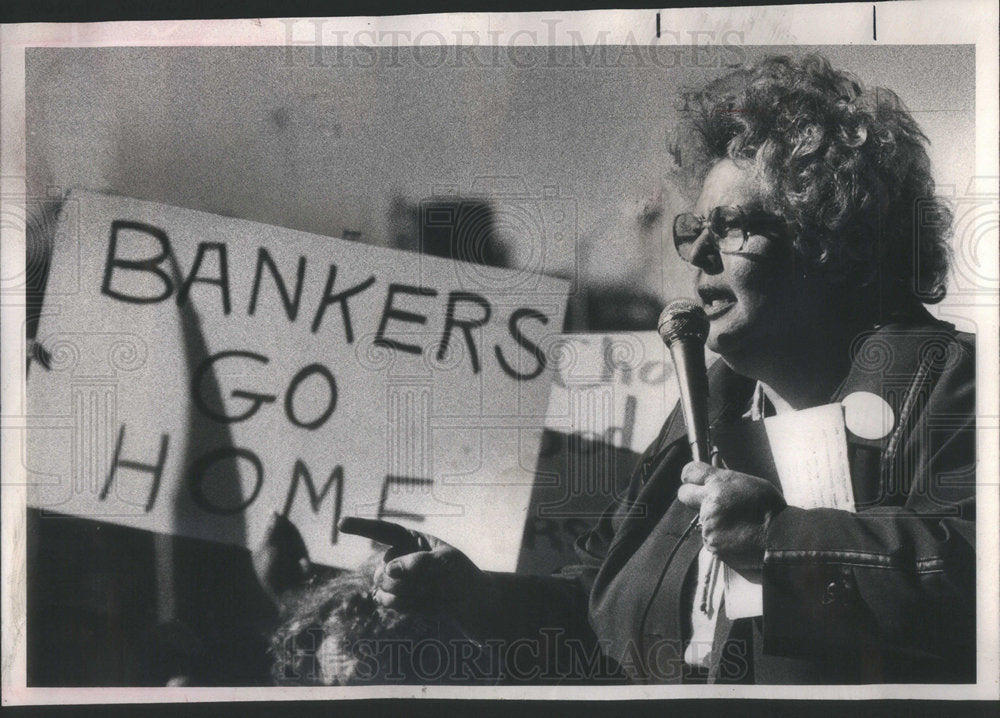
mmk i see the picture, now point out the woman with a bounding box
[325,54,976,684]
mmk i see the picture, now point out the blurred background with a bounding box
[25,44,975,332]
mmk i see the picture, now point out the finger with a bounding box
[377,572,427,597]
[681,461,714,486]
[677,483,707,508]
[372,558,388,588]
[385,549,438,579]
[338,517,421,552]
[372,588,415,610]
[385,541,427,562]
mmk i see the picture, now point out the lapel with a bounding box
[593,360,754,680]
[829,316,956,508]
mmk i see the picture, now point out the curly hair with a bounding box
[676,53,952,305]
[269,557,497,686]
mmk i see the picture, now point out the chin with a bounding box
[706,324,758,370]
[706,317,746,355]
[705,334,724,356]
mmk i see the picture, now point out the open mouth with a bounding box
[698,286,736,319]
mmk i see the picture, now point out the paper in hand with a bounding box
[719,402,856,619]
[764,402,855,511]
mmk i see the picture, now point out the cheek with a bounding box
[729,260,776,307]
[730,261,801,332]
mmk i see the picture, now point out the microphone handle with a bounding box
[668,338,711,464]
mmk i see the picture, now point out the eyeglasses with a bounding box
[673,205,787,262]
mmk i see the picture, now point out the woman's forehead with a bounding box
[694,159,759,213]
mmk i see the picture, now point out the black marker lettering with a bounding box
[496,308,548,381]
[283,460,344,544]
[187,447,263,515]
[191,350,276,423]
[101,221,174,304]
[374,283,438,356]
[437,291,491,374]
[249,248,306,321]
[311,264,376,340]
[284,363,337,430]
[99,425,168,512]
[177,242,231,315]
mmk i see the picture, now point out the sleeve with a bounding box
[564,401,686,593]
[472,410,686,683]
[475,566,620,682]
[759,341,976,679]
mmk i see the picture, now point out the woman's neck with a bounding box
[726,318,861,411]
[755,352,849,410]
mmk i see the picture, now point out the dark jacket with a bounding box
[499,314,976,684]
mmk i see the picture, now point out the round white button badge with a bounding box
[842,391,895,440]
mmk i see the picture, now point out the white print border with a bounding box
[1,0,998,704]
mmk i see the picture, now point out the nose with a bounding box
[686,228,723,274]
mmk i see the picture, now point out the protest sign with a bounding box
[518,332,717,574]
[542,331,711,453]
[26,191,569,571]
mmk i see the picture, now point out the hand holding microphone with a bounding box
[677,462,785,572]
[658,300,785,572]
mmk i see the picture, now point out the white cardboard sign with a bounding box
[544,331,717,454]
[25,191,568,572]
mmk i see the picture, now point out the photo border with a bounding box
[2,0,997,704]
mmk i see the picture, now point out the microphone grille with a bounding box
[657,299,709,346]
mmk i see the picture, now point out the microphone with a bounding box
[658,299,711,464]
